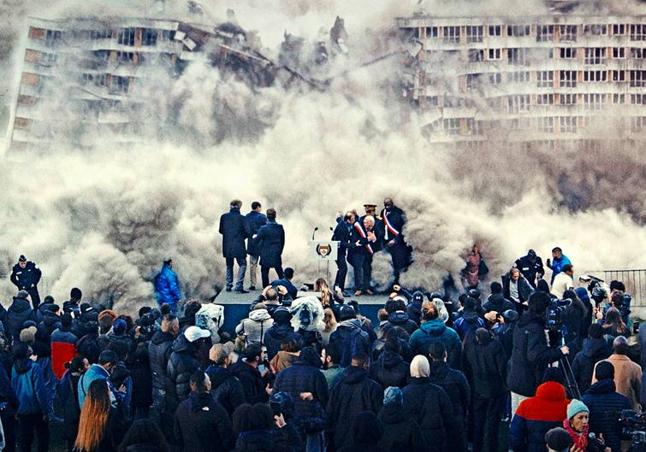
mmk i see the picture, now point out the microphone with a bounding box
[312,227,319,241]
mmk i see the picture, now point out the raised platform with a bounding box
[213,290,388,335]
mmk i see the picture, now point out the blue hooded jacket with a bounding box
[11,359,49,415]
[154,263,182,307]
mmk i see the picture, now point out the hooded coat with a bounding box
[236,309,274,346]
[582,379,631,452]
[173,392,234,452]
[463,332,507,398]
[369,350,409,389]
[453,310,486,341]
[383,311,418,336]
[409,319,462,369]
[328,318,372,368]
[166,335,200,407]
[204,365,245,417]
[273,358,329,422]
[11,359,49,415]
[6,295,34,341]
[571,337,611,394]
[263,322,300,361]
[509,381,570,452]
[50,327,78,380]
[378,401,427,451]
[154,263,182,308]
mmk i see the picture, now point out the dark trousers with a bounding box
[387,243,411,284]
[1,412,17,452]
[362,253,374,291]
[334,251,348,290]
[472,394,506,452]
[348,252,365,291]
[261,265,283,289]
[17,413,49,452]
[26,288,41,309]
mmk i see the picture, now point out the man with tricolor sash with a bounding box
[381,197,412,286]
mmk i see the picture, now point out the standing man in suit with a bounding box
[380,198,412,286]
[255,208,285,288]
[245,201,267,291]
[219,200,250,293]
[332,212,354,293]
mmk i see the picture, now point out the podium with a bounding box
[310,240,339,282]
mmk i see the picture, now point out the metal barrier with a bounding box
[585,269,646,307]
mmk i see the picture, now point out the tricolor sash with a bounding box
[383,210,400,238]
[353,222,374,254]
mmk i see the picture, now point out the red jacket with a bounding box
[50,329,78,380]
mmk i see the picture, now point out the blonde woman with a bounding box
[321,308,338,346]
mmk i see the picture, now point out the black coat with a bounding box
[582,379,632,452]
[219,207,250,259]
[326,366,383,450]
[401,377,456,452]
[502,274,533,303]
[10,262,41,291]
[369,350,409,389]
[378,403,428,452]
[148,331,175,391]
[245,210,267,257]
[428,361,470,420]
[255,221,285,267]
[383,311,418,336]
[380,206,407,244]
[174,392,234,452]
[571,337,611,395]
[273,361,329,420]
[6,295,34,341]
[167,336,200,409]
[263,324,300,361]
[515,254,545,287]
[463,332,507,398]
[229,360,267,404]
[482,293,515,314]
[205,365,246,417]
[507,312,565,397]
[331,221,352,256]
[234,428,292,452]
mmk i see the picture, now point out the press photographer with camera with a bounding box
[508,291,570,415]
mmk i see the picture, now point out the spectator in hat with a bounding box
[592,336,642,410]
[544,427,572,452]
[219,199,251,294]
[571,323,611,394]
[562,400,591,452]
[10,255,42,309]
[583,361,631,452]
[263,307,299,361]
[153,259,182,314]
[245,201,267,291]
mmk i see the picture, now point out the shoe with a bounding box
[365,289,374,295]
[235,288,249,294]
[354,290,362,296]
[248,286,256,291]
[225,287,232,292]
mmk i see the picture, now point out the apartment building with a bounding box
[397,10,646,149]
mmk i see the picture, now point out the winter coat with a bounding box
[332,221,352,255]
[483,293,515,314]
[77,363,111,408]
[328,319,372,368]
[326,366,383,450]
[255,220,285,267]
[509,381,569,452]
[263,323,300,360]
[502,274,533,303]
[571,337,611,394]
[205,365,246,417]
[0,365,18,417]
[129,344,152,411]
[369,350,409,389]
[76,332,101,364]
[592,354,642,410]
[274,361,329,422]
[93,407,129,452]
[6,295,34,341]
[269,351,299,374]
[409,318,462,369]
[229,360,266,404]
[234,428,291,452]
[245,210,267,257]
[148,330,175,391]
[463,332,507,398]
[406,301,423,326]
[453,311,486,341]
[428,360,470,421]
[508,312,564,397]
[11,359,48,415]
[154,263,182,307]
[582,379,631,452]
[547,254,572,280]
[270,278,298,300]
[322,365,344,390]
[401,377,455,452]
[166,335,200,407]
[36,303,61,335]
[236,309,274,346]
[173,392,234,452]
[219,207,250,259]
[378,402,428,452]
[50,328,78,380]
[52,370,81,441]
[515,254,545,287]
[10,262,41,291]
[382,311,418,336]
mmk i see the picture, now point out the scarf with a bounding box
[563,418,588,451]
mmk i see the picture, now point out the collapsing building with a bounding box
[397,4,646,150]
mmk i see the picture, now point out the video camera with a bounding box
[545,297,570,331]
[136,309,160,339]
[620,409,646,452]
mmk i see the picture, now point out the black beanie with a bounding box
[490,281,503,294]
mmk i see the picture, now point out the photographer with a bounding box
[508,291,569,415]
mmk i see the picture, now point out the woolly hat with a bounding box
[567,399,589,420]
[112,319,127,335]
[272,307,292,324]
[383,386,403,407]
[545,427,572,452]
[15,290,30,301]
[19,326,37,344]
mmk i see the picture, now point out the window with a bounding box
[117,28,136,46]
[425,26,438,38]
[613,93,625,104]
[426,96,439,106]
[443,26,460,43]
[464,118,481,135]
[631,70,646,87]
[537,70,553,87]
[560,47,577,59]
[468,49,484,62]
[585,48,605,64]
[612,70,625,82]
[466,74,481,90]
[613,47,626,59]
[507,71,530,83]
[560,93,577,105]
[539,117,555,132]
[560,70,577,87]
[560,25,577,42]
[488,48,502,60]
[630,24,646,41]
[613,24,626,35]
[443,118,460,134]
[583,70,607,82]
[508,25,531,37]
[583,93,605,110]
[584,24,607,35]
[466,26,483,43]
[489,73,502,85]
[631,117,646,132]
[508,48,529,65]
[508,95,530,113]
[142,29,158,46]
[41,52,57,65]
[560,116,577,133]
[116,51,135,62]
[630,94,646,104]
[537,94,554,105]
[488,25,502,36]
[45,30,62,47]
[537,25,554,42]
[631,48,646,59]
[111,75,130,93]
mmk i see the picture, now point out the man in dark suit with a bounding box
[254,208,285,288]
[332,211,354,292]
[219,200,250,293]
[380,197,412,286]
[245,201,267,291]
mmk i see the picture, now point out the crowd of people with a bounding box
[1,229,644,451]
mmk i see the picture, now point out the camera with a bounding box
[545,298,570,331]
[136,310,159,339]
[620,409,646,452]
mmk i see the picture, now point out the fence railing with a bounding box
[584,269,646,307]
